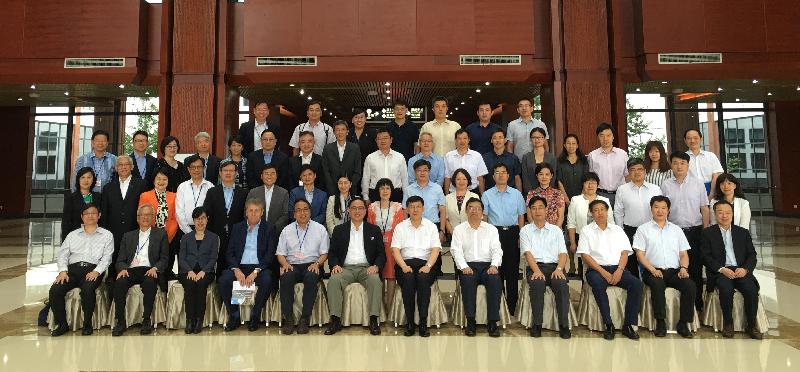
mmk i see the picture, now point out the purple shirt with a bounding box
[587,147,629,192]
[661,174,709,228]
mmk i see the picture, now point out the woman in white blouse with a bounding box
[325,175,352,235]
[710,173,751,229]
[566,172,614,275]
[444,169,479,236]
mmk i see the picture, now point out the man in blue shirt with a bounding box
[72,129,117,193]
[404,159,446,244]
[482,128,522,191]
[407,132,445,186]
[465,102,500,155]
[387,99,419,161]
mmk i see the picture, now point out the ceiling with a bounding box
[0,84,156,108]
[626,79,800,103]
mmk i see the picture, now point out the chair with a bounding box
[108,284,167,328]
[450,280,513,328]
[217,294,274,327]
[165,280,223,329]
[516,279,578,330]
[47,283,110,331]
[339,283,387,326]
[269,282,329,327]
[577,269,634,331]
[701,288,770,333]
[639,285,701,332]
[388,281,448,327]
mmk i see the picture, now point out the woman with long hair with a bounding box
[61,167,102,241]
[326,174,353,235]
[557,134,589,205]
[710,173,751,229]
[366,178,406,306]
[643,141,672,187]
[151,136,190,193]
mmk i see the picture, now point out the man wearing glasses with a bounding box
[506,98,549,159]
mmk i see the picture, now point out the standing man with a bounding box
[347,108,377,163]
[247,163,290,235]
[450,197,503,337]
[661,151,710,312]
[464,102,500,155]
[194,132,220,184]
[246,129,289,189]
[203,160,249,273]
[288,165,328,225]
[443,129,488,194]
[130,130,157,190]
[587,122,629,206]
[387,99,419,161]
[362,128,408,203]
[101,155,146,282]
[322,119,362,195]
[420,96,461,157]
[404,159,447,244]
[406,132,445,186]
[481,163,526,315]
[176,155,215,237]
[72,129,117,192]
[289,100,335,156]
[238,99,280,158]
[507,98,548,159]
[287,131,326,192]
[482,128,522,191]
[613,158,662,278]
[684,129,724,197]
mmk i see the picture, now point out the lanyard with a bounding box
[295,223,310,254]
[192,183,205,207]
[379,205,391,233]
[224,187,234,213]
[135,235,150,257]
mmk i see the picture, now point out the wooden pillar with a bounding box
[768,102,800,217]
[0,107,34,217]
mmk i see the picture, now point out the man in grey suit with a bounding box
[322,120,363,195]
[111,204,169,336]
[247,163,289,235]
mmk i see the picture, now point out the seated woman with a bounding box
[177,207,219,334]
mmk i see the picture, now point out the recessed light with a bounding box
[661,81,668,84]
[455,107,459,111]
[449,112,453,115]
[635,88,641,92]
[307,96,312,100]
[384,82,391,86]
[484,82,490,86]
[17,97,22,101]
[475,89,481,93]
[796,86,800,91]
[768,92,773,96]
[469,96,473,99]
[460,102,465,105]
[145,91,150,95]
[299,89,305,95]
[118,84,125,89]
[386,96,391,100]
[30,84,36,90]
[385,90,390,94]
[752,79,759,84]
[717,87,723,92]
[735,98,740,102]
[64,92,69,96]
[289,83,295,87]
[323,108,327,111]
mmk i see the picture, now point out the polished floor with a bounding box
[1,216,800,371]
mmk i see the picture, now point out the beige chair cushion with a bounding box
[218,296,273,326]
[339,283,387,326]
[577,281,632,331]
[702,288,770,333]
[516,279,578,330]
[450,280,513,327]
[47,283,110,331]
[166,280,223,329]
[108,284,167,327]
[269,283,329,326]
[388,281,448,327]
[639,285,700,331]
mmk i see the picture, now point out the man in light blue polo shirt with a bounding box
[404,159,446,244]
[407,132,445,186]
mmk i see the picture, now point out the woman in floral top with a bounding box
[526,163,565,226]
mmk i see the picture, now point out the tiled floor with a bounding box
[1,216,800,371]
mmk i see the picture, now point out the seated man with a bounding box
[277,198,329,335]
[325,197,385,336]
[577,200,643,341]
[700,200,762,340]
[633,195,696,338]
[218,200,278,332]
[521,196,570,339]
[111,204,169,336]
[450,197,502,337]
[49,203,114,336]
[288,164,328,225]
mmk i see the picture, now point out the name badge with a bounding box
[293,251,306,259]
[132,258,140,266]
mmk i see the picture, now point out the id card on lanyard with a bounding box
[293,224,309,259]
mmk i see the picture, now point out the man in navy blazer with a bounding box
[246,129,290,189]
[130,130,157,190]
[288,164,328,225]
[217,199,277,332]
[237,100,281,158]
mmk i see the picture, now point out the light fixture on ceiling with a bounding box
[299,89,305,95]
[484,81,490,86]
[145,91,150,95]
[455,107,459,111]
[323,108,327,111]
[735,98,741,102]
[717,87,723,92]
[469,96,472,99]
[661,81,668,84]
[767,92,773,96]
[475,89,481,93]
[307,96,312,100]
[289,83,295,87]
[118,84,125,89]
[752,79,759,84]
[30,84,36,90]
[796,86,800,91]
[64,92,69,96]
[384,82,391,86]
[460,102,465,105]
[386,96,391,100]
[17,97,22,101]
[635,88,641,92]
[385,90,390,94]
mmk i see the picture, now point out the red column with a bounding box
[768,102,800,217]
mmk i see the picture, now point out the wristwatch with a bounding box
[424,263,432,269]
[679,266,688,271]
[253,268,261,274]
[556,267,563,271]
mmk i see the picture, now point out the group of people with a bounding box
[50,96,761,341]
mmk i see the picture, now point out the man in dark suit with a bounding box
[203,160,248,274]
[287,131,326,192]
[288,165,328,225]
[700,200,762,339]
[322,120,362,196]
[218,199,278,332]
[131,130,157,190]
[324,197,385,335]
[195,131,220,184]
[347,108,377,163]
[238,100,281,158]
[101,155,146,281]
[111,204,169,336]
[246,163,289,235]
[246,129,289,189]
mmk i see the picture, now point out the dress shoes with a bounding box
[51,323,69,337]
[403,322,416,337]
[369,316,381,335]
[184,318,194,334]
[529,325,542,338]
[559,326,571,339]
[746,326,763,340]
[324,316,342,335]
[81,324,93,336]
[224,317,240,332]
[654,319,667,337]
[487,321,501,338]
[296,317,311,334]
[281,318,296,335]
[111,324,125,337]
[622,325,640,340]
[676,321,693,338]
[721,323,734,338]
[140,318,153,335]
[465,317,476,337]
[247,320,260,332]
[603,324,615,340]
[418,323,430,337]
[192,318,203,334]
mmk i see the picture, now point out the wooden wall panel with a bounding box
[765,0,800,53]
[170,83,215,152]
[299,0,358,55]
[641,0,705,53]
[0,0,25,58]
[473,0,535,54]
[768,102,800,217]
[416,0,475,55]
[78,0,143,57]
[244,0,303,56]
[356,0,418,55]
[22,0,83,58]
[704,0,766,52]
[562,0,608,70]
[173,0,216,73]
[565,78,613,149]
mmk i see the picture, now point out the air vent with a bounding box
[256,56,317,67]
[459,55,521,66]
[658,53,722,64]
[64,58,125,68]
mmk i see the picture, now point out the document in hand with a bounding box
[231,282,257,305]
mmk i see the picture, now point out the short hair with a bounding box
[132,130,149,140]
[413,159,431,171]
[116,154,133,165]
[333,120,349,130]
[184,154,205,168]
[227,136,243,147]
[529,127,547,138]
[492,162,508,173]
[91,130,110,141]
[260,128,277,139]
[153,167,171,180]
[393,99,409,109]
[298,130,315,139]
[432,96,448,106]
[352,108,367,117]
[81,202,99,214]
[491,127,506,137]
[219,159,236,171]
[245,198,264,211]
[517,97,533,106]
[194,131,211,142]
[669,150,690,163]
[476,101,492,110]
[649,195,671,209]
[627,158,645,169]
[455,128,470,139]
[713,199,734,212]
[307,100,322,110]
[595,122,614,135]
[528,195,548,208]
[684,128,703,138]
[260,163,277,174]
[375,178,394,191]
[137,204,155,215]
[375,127,392,137]
[159,136,180,155]
[406,195,424,207]
[451,168,472,187]
[299,164,316,175]
[252,99,269,108]
[294,198,312,210]
[349,196,368,208]
[191,206,207,219]
[588,199,609,211]
[465,197,483,210]
[534,163,554,175]
[582,171,600,185]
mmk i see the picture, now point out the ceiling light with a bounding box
[289,83,295,87]
[752,79,759,84]
[661,81,668,84]
[323,108,327,111]
[768,92,773,96]
[384,82,391,86]
[796,86,800,91]
[299,89,305,95]
[469,96,473,99]
[64,92,69,96]
[460,102,465,105]
[455,107,459,111]
[145,91,150,95]
[635,88,641,92]
[735,98,740,102]
[30,84,36,89]
[484,82,490,86]
[717,87,723,92]
[475,89,481,93]
[387,96,391,100]
[118,84,125,89]
[17,97,22,101]
[307,96,312,100]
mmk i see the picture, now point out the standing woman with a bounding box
[222,137,248,188]
[326,175,353,235]
[521,127,558,194]
[152,136,190,193]
[556,134,589,206]
[366,178,406,306]
[711,173,751,229]
[644,141,672,187]
[526,163,565,227]
[61,167,102,242]
[177,207,219,334]
[139,169,179,280]
[566,172,613,276]
[444,169,479,236]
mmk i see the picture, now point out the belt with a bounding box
[70,261,95,267]
[681,225,702,232]
[597,189,616,194]
[497,225,518,231]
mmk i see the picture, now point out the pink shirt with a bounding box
[587,147,629,192]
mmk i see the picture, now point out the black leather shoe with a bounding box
[51,323,69,337]
[192,318,203,334]
[487,321,501,338]
[559,326,572,339]
[529,325,542,338]
[746,326,764,340]
[281,318,295,335]
[248,320,260,332]
[324,316,342,335]
[603,324,615,340]
[465,317,476,337]
[81,323,93,336]
[369,316,381,335]
[140,318,153,335]
[224,317,240,332]
[622,325,640,340]
[403,322,416,337]
[676,322,693,338]
[112,324,125,337]
[184,318,194,334]
[418,323,430,337]
[654,319,667,337]
[296,317,310,334]
[722,324,734,338]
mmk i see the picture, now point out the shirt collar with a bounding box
[248,220,261,232]
[119,175,131,184]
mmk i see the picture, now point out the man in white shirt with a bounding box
[289,100,335,156]
[578,199,643,340]
[613,158,662,278]
[450,197,502,337]
[684,129,724,197]
[362,128,409,203]
[100,155,146,282]
[521,196,571,339]
[443,129,488,193]
[419,96,461,157]
[391,196,442,337]
[633,195,696,338]
[176,155,215,235]
[506,97,549,159]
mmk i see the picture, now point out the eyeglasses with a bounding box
[467,206,482,211]
[295,207,310,213]
[189,165,204,170]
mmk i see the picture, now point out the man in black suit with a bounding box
[101,155,146,281]
[287,131,326,192]
[246,163,290,235]
[203,160,248,274]
[322,120,362,196]
[700,200,762,339]
[131,130,157,190]
[347,108,377,163]
[218,199,278,332]
[324,197,385,335]
[246,129,289,189]
[238,100,281,158]
[111,204,169,336]
[195,131,220,184]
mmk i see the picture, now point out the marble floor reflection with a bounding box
[0,216,799,371]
